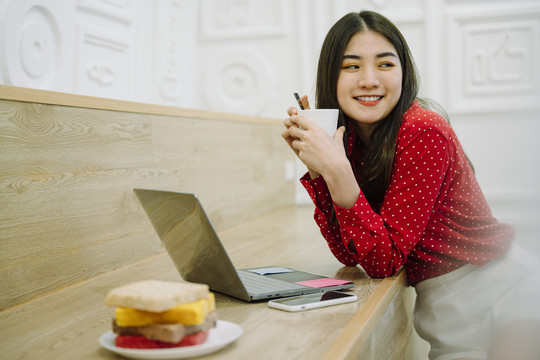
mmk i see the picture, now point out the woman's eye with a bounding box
[342,64,359,70]
[380,62,395,68]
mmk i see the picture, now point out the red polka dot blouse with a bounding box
[300,101,514,285]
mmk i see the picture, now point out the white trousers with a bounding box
[413,244,540,360]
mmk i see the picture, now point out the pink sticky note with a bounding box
[295,278,352,288]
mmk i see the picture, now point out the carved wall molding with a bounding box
[200,0,288,39]
[0,0,73,90]
[155,0,186,103]
[76,0,133,24]
[203,47,274,115]
[74,24,131,98]
[446,4,540,113]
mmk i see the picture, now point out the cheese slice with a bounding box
[115,293,215,327]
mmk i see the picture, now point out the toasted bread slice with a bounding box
[105,280,209,312]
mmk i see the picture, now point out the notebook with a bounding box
[133,188,354,302]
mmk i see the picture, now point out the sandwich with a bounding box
[105,280,217,349]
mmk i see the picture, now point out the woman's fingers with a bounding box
[283,115,301,131]
[287,94,310,115]
[334,126,346,140]
[291,114,316,133]
[282,95,312,159]
[287,106,298,116]
[287,118,306,138]
[284,113,308,134]
[281,128,301,157]
[299,95,311,110]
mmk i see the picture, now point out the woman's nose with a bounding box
[358,67,380,88]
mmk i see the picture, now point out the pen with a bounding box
[294,93,305,110]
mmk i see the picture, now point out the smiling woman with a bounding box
[281,10,540,360]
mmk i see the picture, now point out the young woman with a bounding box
[282,11,540,360]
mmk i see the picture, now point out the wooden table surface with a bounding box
[1,206,407,360]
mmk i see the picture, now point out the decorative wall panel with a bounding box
[0,0,73,90]
[152,0,197,105]
[74,25,131,99]
[73,0,135,100]
[447,4,540,113]
[200,0,287,39]
[76,0,132,24]
[203,47,274,114]
[335,0,424,20]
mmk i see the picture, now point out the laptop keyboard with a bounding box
[237,270,307,295]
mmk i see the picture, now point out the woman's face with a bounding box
[336,30,403,138]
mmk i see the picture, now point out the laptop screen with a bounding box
[134,189,250,300]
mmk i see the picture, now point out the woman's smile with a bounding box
[354,95,384,106]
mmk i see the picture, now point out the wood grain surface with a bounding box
[1,206,387,360]
[0,86,294,310]
[0,84,278,124]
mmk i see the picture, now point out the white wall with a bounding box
[1,0,539,250]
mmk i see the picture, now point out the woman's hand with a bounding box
[288,116,347,175]
[282,94,311,153]
[282,95,318,177]
[281,95,346,180]
[281,95,360,208]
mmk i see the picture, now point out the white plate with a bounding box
[99,320,242,359]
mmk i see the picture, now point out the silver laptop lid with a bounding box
[133,188,251,301]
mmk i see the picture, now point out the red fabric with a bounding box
[115,330,209,349]
[301,101,514,285]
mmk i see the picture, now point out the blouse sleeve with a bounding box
[302,128,451,276]
[300,174,358,266]
[336,129,451,277]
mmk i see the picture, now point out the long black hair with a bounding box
[315,11,420,209]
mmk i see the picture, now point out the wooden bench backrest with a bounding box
[0,85,294,311]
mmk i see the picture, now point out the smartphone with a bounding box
[268,291,357,312]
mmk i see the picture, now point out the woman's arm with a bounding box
[301,174,359,266]
[302,128,450,276]
[336,129,450,277]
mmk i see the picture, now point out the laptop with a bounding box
[133,188,353,302]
